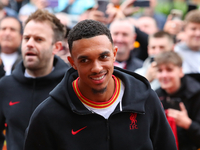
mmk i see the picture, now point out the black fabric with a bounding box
[0,63,5,79]
[24,67,177,150]
[156,76,200,150]
[126,54,143,72]
[0,56,69,150]
[134,27,149,61]
[185,73,200,83]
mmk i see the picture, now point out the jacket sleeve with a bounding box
[147,90,177,150]
[0,63,5,79]
[0,88,5,149]
[24,99,55,150]
[186,96,200,148]
[0,115,5,150]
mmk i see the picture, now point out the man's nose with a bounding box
[26,38,34,48]
[160,70,168,77]
[4,29,11,35]
[115,34,124,41]
[91,61,103,73]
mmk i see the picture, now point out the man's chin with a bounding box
[24,63,38,70]
[92,87,107,94]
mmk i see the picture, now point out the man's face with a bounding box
[137,17,158,35]
[157,63,183,94]
[68,35,117,95]
[22,20,55,71]
[110,21,135,62]
[0,17,22,54]
[184,22,200,50]
[148,37,172,56]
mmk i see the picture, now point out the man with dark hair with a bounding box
[135,30,174,90]
[174,9,200,74]
[155,51,200,150]
[0,9,69,150]
[0,16,23,75]
[24,19,177,150]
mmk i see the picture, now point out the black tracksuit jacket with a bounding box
[24,67,177,150]
[156,75,200,150]
[0,56,69,150]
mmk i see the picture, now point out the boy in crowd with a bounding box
[155,51,200,150]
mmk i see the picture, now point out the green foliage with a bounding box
[155,1,188,18]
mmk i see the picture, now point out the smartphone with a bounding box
[162,97,181,110]
[150,56,154,63]
[133,0,150,7]
[97,0,109,17]
[187,3,197,13]
[170,9,183,20]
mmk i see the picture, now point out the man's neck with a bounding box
[1,47,19,54]
[25,66,54,78]
[78,76,116,103]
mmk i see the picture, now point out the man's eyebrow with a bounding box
[100,51,110,56]
[77,50,111,60]
[77,55,88,60]
[23,34,44,39]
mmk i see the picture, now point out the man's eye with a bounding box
[36,38,42,42]
[0,28,6,31]
[24,37,29,40]
[100,55,108,59]
[80,59,88,63]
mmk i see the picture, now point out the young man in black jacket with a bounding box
[0,9,69,150]
[24,19,177,150]
[155,51,200,150]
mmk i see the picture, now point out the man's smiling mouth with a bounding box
[92,75,105,81]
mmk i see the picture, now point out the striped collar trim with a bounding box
[72,75,121,109]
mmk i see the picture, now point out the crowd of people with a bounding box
[0,0,200,150]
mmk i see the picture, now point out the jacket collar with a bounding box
[50,67,150,115]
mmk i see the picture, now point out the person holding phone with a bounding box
[119,0,167,30]
[135,31,174,90]
[155,51,200,150]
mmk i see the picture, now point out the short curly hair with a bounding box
[67,19,113,53]
[24,9,66,43]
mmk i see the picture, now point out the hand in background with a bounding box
[168,102,192,129]
[146,62,157,82]
[120,0,140,17]
[163,14,184,35]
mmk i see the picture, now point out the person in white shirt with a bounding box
[0,16,22,75]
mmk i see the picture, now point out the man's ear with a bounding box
[53,41,62,54]
[133,33,137,40]
[113,46,118,62]
[180,67,184,78]
[67,56,77,70]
